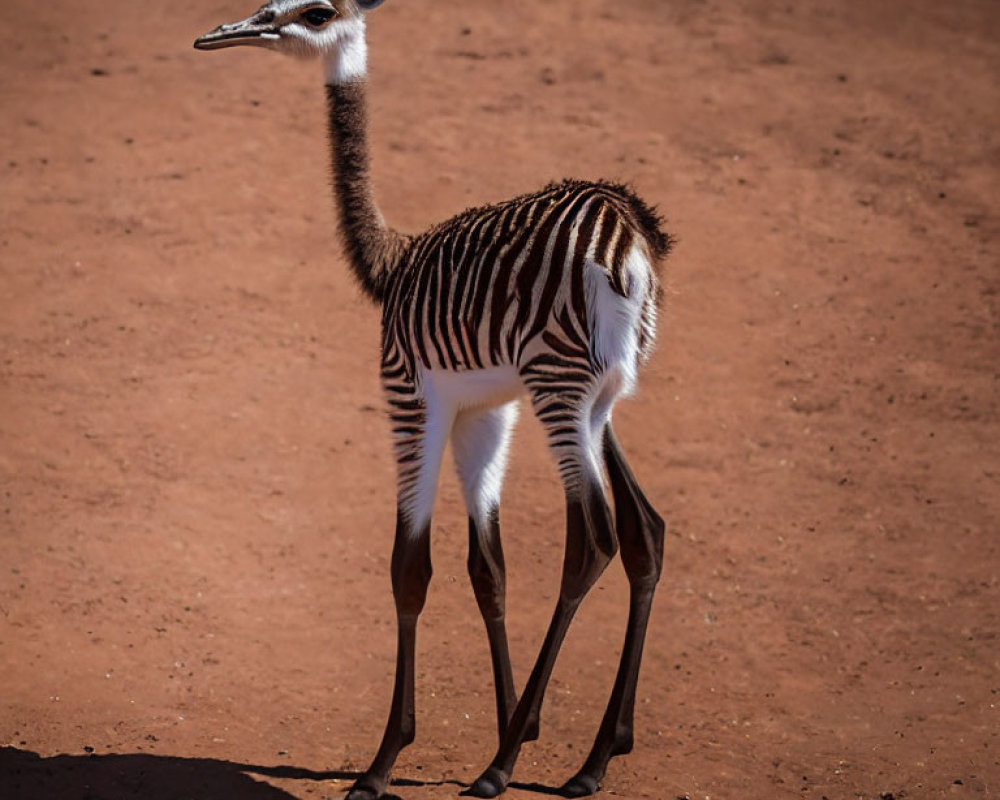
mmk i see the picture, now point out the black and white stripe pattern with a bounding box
[378,179,670,525]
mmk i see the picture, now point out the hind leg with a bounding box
[465,374,618,798]
[562,423,665,797]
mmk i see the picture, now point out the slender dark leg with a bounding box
[465,483,618,798]
[346,508,433,800]
[561,426,665,798]
[452,403,523,743]
[467,506,524,741]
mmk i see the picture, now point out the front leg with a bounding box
[451,403,523,742]
[348,377,452,800]
[347,508,431,800]
[467,508,518,739]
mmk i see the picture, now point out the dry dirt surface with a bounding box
[2,1,998,799]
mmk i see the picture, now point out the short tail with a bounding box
[614,182,674,266]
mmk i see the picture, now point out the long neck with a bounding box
[323,39,406,303]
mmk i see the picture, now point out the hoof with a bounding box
[462,766,509,798]
[345,776,384,800]
[524,718,540,742]
[560,773,600,798]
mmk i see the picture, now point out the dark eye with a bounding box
[302,7,335,26]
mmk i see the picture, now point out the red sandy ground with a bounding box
[1,1,997,799]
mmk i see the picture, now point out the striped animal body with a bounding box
[195,3,672,799]
[380,179,670,528]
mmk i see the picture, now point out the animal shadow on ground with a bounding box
[0,747,568,799]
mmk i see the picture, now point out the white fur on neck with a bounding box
[322,18,367,84]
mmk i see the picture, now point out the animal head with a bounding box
[194,1,384,59]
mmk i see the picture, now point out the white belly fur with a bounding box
[419,365,524,412]
[398,366,523,530]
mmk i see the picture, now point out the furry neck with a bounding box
[323,28,407,303]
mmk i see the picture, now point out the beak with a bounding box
[194,12,280,51]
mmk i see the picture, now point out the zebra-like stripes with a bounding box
[378,179,670,520]
[381,180,666,380]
